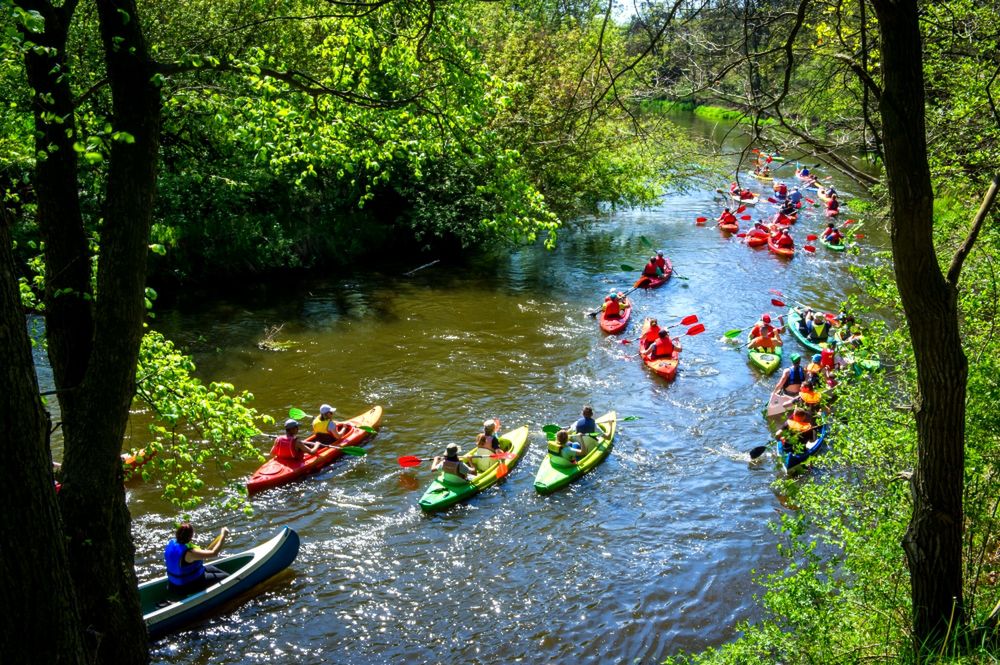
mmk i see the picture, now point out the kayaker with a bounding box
[773,181,788,199]
[823,222,844,244]
[642,256,663,279]
[798,165,810,177]
[739,188,755,201]
[717,208,737,226]
[820,342,838,372]
[553,429,583,464]
[749,313,782,351]
[772,353,805,396]
[806,312,830,344]
[602,290,625,318]
[826,193,840,213]
[271,419,322,462]
[574,406,599,453]
[482,419,502,452]
[799,375,823,407]
[164,522,230,594]
[776,407,817,448]
[788,187,803,205]
[643,329,681,360]
[654,250,668,273]
[312,404,347,444]
[431,443,477,480]
[775,228,794,249]
[640,318,661,350]
[466,433,497,472]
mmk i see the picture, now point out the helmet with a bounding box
[284,419,299,430]
[790,353,801,362]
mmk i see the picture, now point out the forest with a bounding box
[2,0,999,662]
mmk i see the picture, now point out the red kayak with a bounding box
[767,236,795,258]
[599,298,632,334]
[639,319,680,381]
[746,230,768,247]
[719,222,739,233]
[643,259,673,288]
[825,207,839,217]
[247,406,383,495]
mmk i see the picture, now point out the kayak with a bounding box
[747,330,782,374]
[599,298,632,334]
[820,236,846,251]
[772,212,797,225]
[767,236,795,258]
[639,318,680,381]
[745,230,768,247]
[719,221,739,233]
[534,412,616,494]
[833,330,882,373]
[817,188,834,203]
[825,207,840,217]
[778,423,830,475]
[417,425,530,512]
[786,307,828,353]
[141,527,300,640]
[643,259,672,288]
[730,193,759,205]
[751,172,774,183]
[246,406,383,495]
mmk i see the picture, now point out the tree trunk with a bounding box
[872,0,966,648]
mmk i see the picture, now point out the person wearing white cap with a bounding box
[270,419,321,462]
[311,404,348,445]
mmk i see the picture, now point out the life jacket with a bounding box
[789,191,802,203]
[820,348,836,369]
[483,434,501,451]
[642,262,660,277]
[730,182,739,193]
[807,361,822,375]
[721,212,737,224]
[784,364,805,388]
[604,297,621,317]
[651,336,675,358]
[776,183,787,196]
[787,411,812,432]
[442,457,469,480]
[642,325,661,346]
[311,417,337,444]
[164,539,204,588]
[799,168,810,176]
[800,386,822,405]
[655,256,667,271]
[827,198,839,211]
[811,320,828,340]
[750,323,774,340]
[777,234,794,248]
[740,190,754,200]
[270,434,302,461]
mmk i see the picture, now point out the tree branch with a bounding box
[946,174,1000,286]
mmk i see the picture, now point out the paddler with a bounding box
[654,250,668,274]
[806,312,830,344]
[775,407,817,448]
[642,256,663,279]
[164,522,230,594]
[643,329,681,361]
[748,313,782,351]
[775,228,795,249]
[312,404,348,444]
[552,429,583,464]
[271,419,322,462]
[602,290,626,318]
[772,353,805,396]
[718,208,738,226]
[788,187,803,206]
[481,419,502,452]
[430,443,477,480]
[797,165,811,178]
[466,433,497,472]
[739,187,756,200]
[640,318,661,351]
[574,405,600,453]
[826,192,840,213]
[773,181,788,199]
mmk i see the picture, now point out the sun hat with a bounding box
[319,404,335,415]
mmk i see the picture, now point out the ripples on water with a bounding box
[123,132,885,663]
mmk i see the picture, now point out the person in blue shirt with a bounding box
[574,406,599,454]
[164,523,230,594]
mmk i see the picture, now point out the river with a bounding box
[122,113,884,664]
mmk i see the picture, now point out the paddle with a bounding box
[622,262,688,281]
[740,215,751,220]
[587,279,647,317]
[695,216,707,224]
[806,234,818,241]
[803,245,816,253]
[748,443,770,460]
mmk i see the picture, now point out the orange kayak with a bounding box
[767,236,795,258]
[639,319,679,381]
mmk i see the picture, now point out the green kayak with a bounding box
[747,330,782,374]
[417,425,529,513]
[820,237,846,252]
[534,412,616,494]
[790,307,882,373]
[787,307,829,353]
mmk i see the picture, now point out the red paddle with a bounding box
[855,233,866,239]
[696,216,707,223]
[844,219,857,225]
[806,234,818,241]
[398,456,426,467]
[803,245,816,253]
[683,323,706,336]
[771,298,786,307]
[740,215,752,220]
[736,232,747,238]
[736,205,747,213]
[767,197,778,204]
[805,198,815,204]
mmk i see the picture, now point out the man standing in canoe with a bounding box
[772,354,805,397]
[272,419,322,461]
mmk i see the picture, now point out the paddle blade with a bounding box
[724,328,743,339]
[771,298,786,307]
[620,264,637,272]
[805,198,815,204]
[357,425,378,434]
[736,233,747,238]
[340,446,367,456]
[542,424,561,435]
[680,314,699,326]
[767,197,777,204]
[804,245,816,253]
[740,215,751,220]
[490,451,516,460]
[288,408,308,420]
[696,217,707,223]
[855,234,866,239]
[685,323,706,336]
[844,219,856,225]
[620,339,631,345]
[496,461,509,479]
[621,415,642,422]
[736,205,747,213]
[769,289,784,297]
[398,456,423,467]
[806,234,818,241]
[639,236,653,248]
[633,276,650,289]
[748,445,768,460]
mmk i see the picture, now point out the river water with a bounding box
[127,114,883,664]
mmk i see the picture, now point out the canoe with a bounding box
[730,193,759,205]
[767,236,795,258]
[639,318,680,381]
[599,298,632,334]
[141,527,300,640]
[417,425,530,512]
[644,259,672,288]
[778,423,830,474]
[719,221,739,233]
[246,406,383,495]
[820,236,846,251]
[747,330,782,375]
[534,412,616,494]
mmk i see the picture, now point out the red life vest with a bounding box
[655,256,667,271]
[270,434,302,461]
[720,212,737,224]
[642,326,661,346]
[776,183,787,196]
[604,297,621,317]
[750,323,774,340]
[651,336,675,358]
[827,198,839,211]
[642,262,660,277]
[820,348,835,369]
[777,234,794,248]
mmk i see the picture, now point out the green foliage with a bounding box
[130,331,271,512]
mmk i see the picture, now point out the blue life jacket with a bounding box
[788,364,805,385]
[575,416,597,434]
[164,539,204,588]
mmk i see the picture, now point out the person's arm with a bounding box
[185,527,230,562]
[297,439,322,455]
[430,456,444,471]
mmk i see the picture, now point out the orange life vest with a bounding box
[270,435,302,461]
